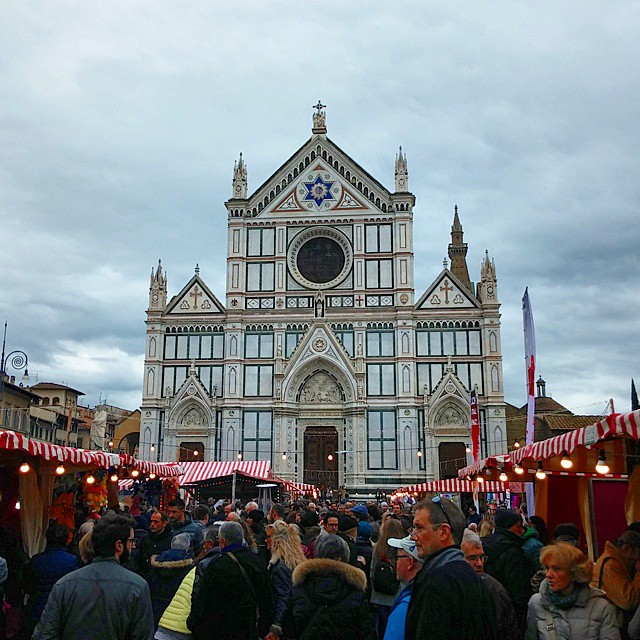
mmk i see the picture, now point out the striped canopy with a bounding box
[179,460,273,485]
[511,410,640,464]
[0,429,119,468]
[119,453,182,478]
[397,478,516,494]
[281,479,318,496]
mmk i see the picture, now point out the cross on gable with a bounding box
[190,285,203,309]
[439,279,453,304]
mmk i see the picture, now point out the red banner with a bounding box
[471,389,480,463]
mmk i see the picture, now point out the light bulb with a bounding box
[55,464,65,475]
[131,469,140,478]
[476,475,484,483]
[237,451,242,460]
[514,440,521,448]
[327,454,334,461]
[193,450,199,456]
[595,451,609,474]
[514,463,524,475]
[149,473,156,480]
[86,474,95,485]
[108,441,114,448]
[281,453,287,460]
[19,460,30,474]
[560,452,573,469]
[110,473,119,482]
[499,471,508,482]
[15,500,20,510]
[416,450,423,458]
[150,444,155,452]
[535,461,546,480]
[465,444,472,453]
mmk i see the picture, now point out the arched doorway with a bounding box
[303,426,338,489]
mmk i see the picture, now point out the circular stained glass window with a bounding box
[287,226,353,290]
[296,237,345,284]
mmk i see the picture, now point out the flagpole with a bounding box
[522,288,536,516]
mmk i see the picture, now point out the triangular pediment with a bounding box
[430,364,470,402]
[172,369,214,408]
[428,366,472,437]
[415,269,480,310]
[245,137,396,219]
[165,275,226,315]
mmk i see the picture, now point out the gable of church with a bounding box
[165,275,226,315]
[416,269,480,310]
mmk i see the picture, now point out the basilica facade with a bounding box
[140,106,506,494]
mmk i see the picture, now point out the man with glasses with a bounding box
[405,495,496,640]
[382,536,423,640]
[34,513,154,640]
[462,529,517,638]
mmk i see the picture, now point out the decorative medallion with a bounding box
[313,337,327,352]
[187,384,197,396]
[303,175,336,207]
[297,168,343,212]
[399,293,409,304]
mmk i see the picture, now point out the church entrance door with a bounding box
[303,426,338,489]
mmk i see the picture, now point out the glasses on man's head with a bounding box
[431,495,452,528]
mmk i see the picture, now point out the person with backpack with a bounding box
[370,517,404,640]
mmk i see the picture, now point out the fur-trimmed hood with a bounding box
[150,551,194,572]
[292,558,367,592]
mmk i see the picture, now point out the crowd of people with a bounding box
[0,493,639,639]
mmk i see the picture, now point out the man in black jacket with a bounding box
[405,496,496,640]
[137,511,173,580]
[482,509,535,637]
[188,521,274,640]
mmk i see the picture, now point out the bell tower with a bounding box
[448,206,472,293]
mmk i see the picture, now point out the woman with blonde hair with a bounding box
[479,520,493,538]
[370,516,405,639]
[265,521,306,639]
[526,542,620,640]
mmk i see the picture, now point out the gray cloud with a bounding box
[1,2,638,416]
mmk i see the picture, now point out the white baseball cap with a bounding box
[387,535,420,561]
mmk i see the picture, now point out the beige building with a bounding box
[141,107,506,493]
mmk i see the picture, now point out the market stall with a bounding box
[0,429,119,556]
[280,479,318,499]
[458,410,640,559]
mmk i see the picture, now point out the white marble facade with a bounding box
[140,106,506,494]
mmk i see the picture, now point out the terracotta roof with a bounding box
[518,396,571,414]
[545,415,603,431]
[29,382,85,396]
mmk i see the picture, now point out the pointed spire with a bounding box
[447,205,471,292]
[149,259,167,311]
[312,100,327,134]
[232,152,248,199]
[395,145,408,192]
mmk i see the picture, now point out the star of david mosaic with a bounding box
[303,175,336,207]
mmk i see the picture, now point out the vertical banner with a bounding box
[470,389,480,463]
[522,288,536,445]
[522,288,536,516]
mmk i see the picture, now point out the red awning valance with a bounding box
[119,453,183,477]
[397,478,518,494]
[179,460,273,485]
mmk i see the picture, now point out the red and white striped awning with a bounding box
[281,480,318,496]
[397,479,515,494]
[0,429,119,468]
[179,460,273,485]
[511,410,640,464]
[119,453,183,478]
[458,455,510,479]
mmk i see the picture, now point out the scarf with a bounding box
[542,580,582,610]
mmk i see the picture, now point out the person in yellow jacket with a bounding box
[154,566,196,640]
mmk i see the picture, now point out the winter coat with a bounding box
[481,573,518,638]
[177,520,206,555]
[628,603,640,640]
[188,544,275,640]
[138,527,174,579]
[269,559,293,629]
[157,566,196,636]
[526,580,621,640]
[282,557,374,640]
[383,582,412,640]
[592,542,640,612]
[522,528,544,566]
[483,527,536,633]
[149,549,195,626]
[405,545,497,640]
[369,552,402,606]
[23,546,81,633]
[32,556,154,640]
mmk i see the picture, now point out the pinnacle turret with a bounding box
[232,153,248,199]
[395,146,408,192]
[447,206,471,293]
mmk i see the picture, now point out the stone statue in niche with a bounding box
[300,372,342,403]
[435,404,466,429]
[182,407,205,428]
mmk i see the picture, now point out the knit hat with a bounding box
[494,509,522,530]
[338,515,358,533]
[350,504,369,518]
[357,521,373,540]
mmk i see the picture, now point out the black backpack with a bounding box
[372,557,399,595]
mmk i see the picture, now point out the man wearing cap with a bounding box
[405,496,496,640]
[338,516,367,572]
[482,509,534,637]
[382,536,423,640]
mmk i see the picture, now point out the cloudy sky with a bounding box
[1,2,638,416]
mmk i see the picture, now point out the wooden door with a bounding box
[304,427,338,489]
